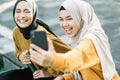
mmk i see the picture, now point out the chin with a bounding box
[19,25,28,28]
[68,35,73,38]
[18,23,28,28]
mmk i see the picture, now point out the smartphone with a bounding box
[30,30,48,51]
[28,30,48,72]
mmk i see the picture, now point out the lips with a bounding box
[19,19,28,24]
[65,28,73,35]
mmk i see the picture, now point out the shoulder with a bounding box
[77,38,95,51]
[37,25,56,38]
[37,25,46,31]
[13,26,21,38]
[80,38,93,46]
[13,26,20,33]
[37,25,63,44]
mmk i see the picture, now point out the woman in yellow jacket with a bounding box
[13,0,72,80]
[0,0,71,80]
[30,0,120,80]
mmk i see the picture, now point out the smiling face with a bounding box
[14,1,33,28]
[59,10,80,38]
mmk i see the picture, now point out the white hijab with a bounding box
[61,0,116,80]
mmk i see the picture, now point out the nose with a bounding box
[62,21,69,28]
[19,12,26,18]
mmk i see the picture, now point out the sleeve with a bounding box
[13,27,21,61]
[13,27,41,69]
[51,38,100,72]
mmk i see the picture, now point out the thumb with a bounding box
[47,38,55,52]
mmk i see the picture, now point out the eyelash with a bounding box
[25,11,30,13]
[15,10,20,13]
[67,18,72,20]
[59,18,72,21]
[59,18,63,21]
[15,10,31,13]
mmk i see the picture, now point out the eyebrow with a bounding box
[24,9,31,11]
[15,9,20,11]
[59,15,71,18]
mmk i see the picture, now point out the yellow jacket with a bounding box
[13,25,71,76]
[51,38,120,80]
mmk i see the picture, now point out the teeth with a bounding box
[65,28,72,31]
[19,19,27,23]
[65,28,70,31]
[64,28,72,34]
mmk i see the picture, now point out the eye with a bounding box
[59,18,63,21]
[67,17,72,20]
[15,9,20,13]
[24,10,31,13]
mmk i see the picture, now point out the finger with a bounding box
[23,50,29,55]
[21,59,31,64]
[20,51,30,59]
[47,38,55,52]
[29,48,43,65]
[22,61,31,64]
[33,70,40,75]
[22,55,30,59]
[21,55,30,60]
[30,43,46,54]
[21,56,31,61]
[23,50,28,53]
[29,48,42,58]
[54,76,64,80]
[33,70,44,79]
[33,72,41,79]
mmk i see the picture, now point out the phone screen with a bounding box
[30,30,48,51]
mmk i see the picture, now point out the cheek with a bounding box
[28,13,33,18]
[72,24,80,36]
[74,27,80,35]
[29,15,33,21]
[14,15,18,22]
[59,22,63,28]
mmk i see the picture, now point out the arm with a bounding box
[51,38,100,72]
[13,27,22,61]
[30,38,99,73]
[13,27,53,78]
[45,30,72,76]
[36,26,71,76]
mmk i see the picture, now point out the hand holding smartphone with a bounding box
[28,30,48,72]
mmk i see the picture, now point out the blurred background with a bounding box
[0,0,120,75]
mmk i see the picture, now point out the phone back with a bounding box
[31,30,48,51]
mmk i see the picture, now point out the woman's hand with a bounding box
[19,50,31,64]
[29,38,55,67]
[33,69,51,79]
[54,76,65,80]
